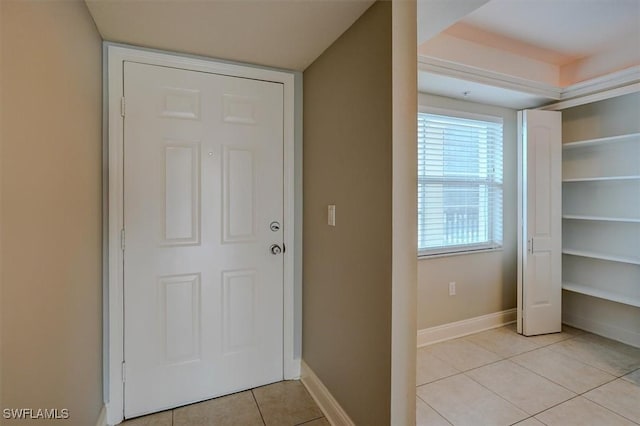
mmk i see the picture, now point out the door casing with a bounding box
[104,44,300,425]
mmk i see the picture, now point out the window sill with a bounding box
[418,246,503,260]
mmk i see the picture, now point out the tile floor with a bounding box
[120,324,640,426]
[122,381,327,426]
[417,324,640,426]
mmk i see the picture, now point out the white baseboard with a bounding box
[417,308,517,347]
[300,360,355,426]
[96,405,108,426]
[563,312,640,348]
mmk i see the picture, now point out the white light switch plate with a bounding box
[328,205,336,226]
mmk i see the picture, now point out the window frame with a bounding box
[417,106,504,258]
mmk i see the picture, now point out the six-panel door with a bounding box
[123,62,284,417]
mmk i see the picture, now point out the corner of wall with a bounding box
[0,0,4,411]
[391,0,417,425]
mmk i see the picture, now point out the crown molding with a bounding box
[541,82,640,110]
[419,55,640,108]
[560,65,640,100]
[418,55,562,99]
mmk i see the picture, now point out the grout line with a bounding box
[527,394,581,418]
[582,393,640,424]
[417,326,640,425]
[507,351,610,395]
[461,370,531,419]
[251,388,267,426]
[294,415,326,425]
[415,394,454,426]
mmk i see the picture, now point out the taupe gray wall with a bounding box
[561,92,640,346]
[303,2,393,424]
[417,93,518,330]
[1,1,103,424]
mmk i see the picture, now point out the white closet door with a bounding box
[517,110,562,336]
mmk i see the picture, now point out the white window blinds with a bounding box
[418,112,503,256]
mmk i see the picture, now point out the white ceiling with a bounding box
[418,0,640,109]
[417,0,490,44]
[85,0,374,71]
[458,0,640,62]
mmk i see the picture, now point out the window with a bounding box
[418,110,503,256]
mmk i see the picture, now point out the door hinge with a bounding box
[122,361,126,383]
[120,228,125,251]
[120,97,126,117]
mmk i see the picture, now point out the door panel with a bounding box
[123,61,284,418]
[518,110,562,336]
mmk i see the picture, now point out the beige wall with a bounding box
[0,1,103,424]
[390,1,417,424]
[303,2,393,424]
[417,93,518,330]
[561,92,640,346]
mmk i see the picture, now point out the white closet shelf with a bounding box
[562,215,640,223]
[562,132,640,149]
[562,249,640,265]
[562,175,640,182]
[562,282,640,308]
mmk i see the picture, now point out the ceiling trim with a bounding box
[561,66,640,101]
[419,55,640,108]
[540,83,640,111]
[418,55,562,99]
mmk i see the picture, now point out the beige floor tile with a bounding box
[535,397,635,426]
[417,374,528,426]
[504,324,583,346]
[122,411,172,426]
[173,391,264,426]
[427,338,502,372]
[297,418,330,426]
[622,368,640,386]
[253,381,323,426]
[417,347,460,386]
[466,360,575,415]
[579,333,640,360]
[513,418,545,426]
[512,347,616,393]
[547,336,640,376]
[416,397,451,426]
[465,327,541,358]
[584,378,640,423]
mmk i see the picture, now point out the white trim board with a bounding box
[418,55,562,99]
[417,309,517,347]
[541,83,640,111]
[418,55,640,107]
[95,405,107,426]
[104,43,300,425]
[300,361,355,426]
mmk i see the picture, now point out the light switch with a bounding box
[328,205,336,226]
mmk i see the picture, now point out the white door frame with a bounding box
[104,44,299,425]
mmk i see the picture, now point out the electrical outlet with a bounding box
[449,281,456,296]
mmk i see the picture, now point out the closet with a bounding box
[560,92,640,346]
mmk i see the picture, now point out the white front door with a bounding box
[517,110,562,336]
[123,61,284,418]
